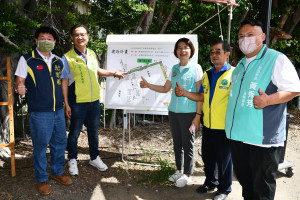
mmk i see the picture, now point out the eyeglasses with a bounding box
[210,50,224,55]
[73,33,88,38]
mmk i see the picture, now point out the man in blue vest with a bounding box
[225,19,300,200]
[61,24,125,176]
[15,27,72,195]
[175,41,233,200]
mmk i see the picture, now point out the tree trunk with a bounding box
[278,0,293,29]
[159,0,180,34]
[142,0,157,34]
[158,0,165,26]
[134,11,149,34]
[284,7,300,35]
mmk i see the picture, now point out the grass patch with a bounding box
[138,159,176,186]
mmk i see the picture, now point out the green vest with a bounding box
[225,45,283,144]
[202,67,234,129]
[64,48,100,103]
[168,61,198,113]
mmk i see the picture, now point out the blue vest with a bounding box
[225,45,286,145]
[23,49,64,112]
[168,61,198,113]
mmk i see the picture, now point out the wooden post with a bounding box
[0,57,16,177]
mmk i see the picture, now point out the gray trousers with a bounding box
[169,111,195,175]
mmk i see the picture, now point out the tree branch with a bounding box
[134,11,149,34]
[158,0,165,26]
[159,0,180,34]
[142,0,157,34]
[0,33,20,50]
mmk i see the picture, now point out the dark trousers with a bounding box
[68,100,101,160]
[230,140,281,200]
[169,111,195,175]
[202,126,233,194]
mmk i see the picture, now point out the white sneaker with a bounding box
[68,159,78,176]
[168,170,183,182]
[89,156,108,171]
[175,174,192,188]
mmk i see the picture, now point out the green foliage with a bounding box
[1,0,300,71]
[0,2,40,53]
[88,36,107,55]
[139,159,176,186]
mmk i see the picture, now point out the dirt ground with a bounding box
[0,109,300,200]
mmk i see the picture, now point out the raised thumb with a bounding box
[258,88,265,95]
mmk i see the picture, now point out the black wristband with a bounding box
[196,113,201,116]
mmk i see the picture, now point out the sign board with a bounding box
[105,34,198,111]
[199,0,237,6]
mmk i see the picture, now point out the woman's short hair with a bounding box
[174,38,195,58]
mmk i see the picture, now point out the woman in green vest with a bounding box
[140,38,203,187]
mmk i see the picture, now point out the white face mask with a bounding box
[239,35,260,55]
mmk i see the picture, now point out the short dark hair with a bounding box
[240,19,263,30]
[210,40,231,53]
[70,24,89,36]
[34,26,57,40]
[174,38,195,58]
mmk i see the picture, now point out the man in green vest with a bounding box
[175,40,233,200]
[225,19,300,200]
[61,24,125,176]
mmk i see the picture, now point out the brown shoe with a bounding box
[50,173,73,185]
[37,181,50,195]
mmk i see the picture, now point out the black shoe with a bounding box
[214,192,228,200]
[196,184,216,193]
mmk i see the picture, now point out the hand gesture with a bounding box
[140,76,149,88]
[175,82,185,96]
[115,72,127,79]
[191,115,201,133]
[253,88,269,109]
[17,84,26,95]
[65,104,72,118]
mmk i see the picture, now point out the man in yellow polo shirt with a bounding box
[61,24,125,175]
[175,41,233,200]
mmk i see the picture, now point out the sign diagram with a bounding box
[105,34,198,111]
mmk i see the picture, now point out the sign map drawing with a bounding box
[105,34,198,111]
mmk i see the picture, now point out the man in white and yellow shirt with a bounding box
[61,24,125,176]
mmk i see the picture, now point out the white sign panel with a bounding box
[105,34,198,111]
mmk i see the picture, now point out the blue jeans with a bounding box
[29,108,67,182]
[67,100,101,160]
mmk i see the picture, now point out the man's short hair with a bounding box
[174,38,195,58]
[34,26,57,40]
[240,19,263,30]
[210,40,231,53]
[70,24,89,36]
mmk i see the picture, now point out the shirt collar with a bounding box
[36,48,54,61]
[210,62,229,73]
[74,47,87,58]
